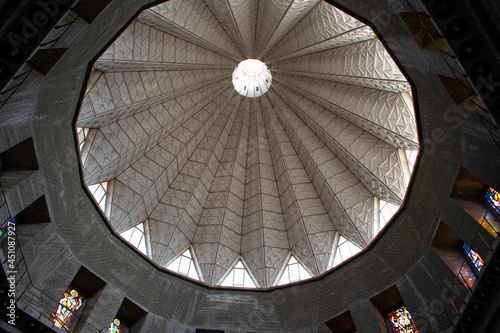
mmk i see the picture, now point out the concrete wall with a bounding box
[0,0,498,332]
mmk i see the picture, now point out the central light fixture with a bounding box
[232,59,272,98]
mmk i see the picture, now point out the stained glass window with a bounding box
[332,236,362,267]
[463,243,484,271]
[120,222,147,255]
[107,318,127,333]
[486,187,500,215]
[388,306,418,333]
[166,248,201,281]
[0,217,14,238]
[479,215,500,238]
[88,182,108,212]
[48,287,84,331]
[277,255,312,285]
[220,260,257,288]
[458,264,476,289]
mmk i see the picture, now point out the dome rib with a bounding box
[81,78,232,186]
[273,74,418,149]
[78,70,232,129]
[270,39,411,93]
[149,89,240,267]
[138,2,244,61]
[77,0,419,288]
[265,91,371,247]
[272,68,411,93]
[93,60,232,72]
[202,0,258,58]
[94,19,236,70]
[266,25,375,63]
[261,95,336,276]
[109,84,234,234]
[272,83,407,205]
[255,0,322,59]
[240,98,296,287]
[191,96,247,285]
[264,1,366,62]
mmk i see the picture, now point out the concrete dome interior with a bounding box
[77,0,418,289]
[0,0,499,332]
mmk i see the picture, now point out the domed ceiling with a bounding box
[77,0,419,288]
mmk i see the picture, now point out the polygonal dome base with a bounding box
[77,0,419,289]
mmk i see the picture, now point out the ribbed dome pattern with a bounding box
[77,0,418,288]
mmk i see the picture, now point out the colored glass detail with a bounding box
[463,243,484,271]
[108,318,127,333]
[48,287,84,330]
[479,216,500,238]
[459,264,476,289]
[0,217,15,238]
[388,306,418,333]
[486,187,500,215]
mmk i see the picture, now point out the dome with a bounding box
[77,0,418,288]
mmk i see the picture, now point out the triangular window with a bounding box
[166,248,201,281]
[398,149,418,186]
[332,235,362,267]
[405,150,418,171]
[120,222,147,255]
[374,197,400,234]
[379,199,399,227]
[220,260,257,288]
[77,127,89,151]
[88,182,108,212]
[277,255,312,285]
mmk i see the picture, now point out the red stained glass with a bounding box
[486,187,500,215]
[108,318,127,333]
[48,287,84,331]
[388,306,418,333]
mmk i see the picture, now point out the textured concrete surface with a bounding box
[0,0,498,332]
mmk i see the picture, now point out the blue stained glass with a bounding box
[463,243,484,271]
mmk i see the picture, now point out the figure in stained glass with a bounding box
[108,318,127,333]
[388,306,418,333]
[48,287,84,330]
[486,187,500,215]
